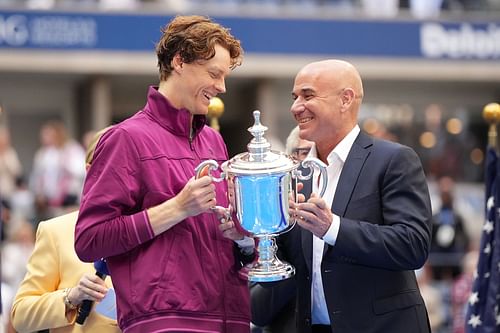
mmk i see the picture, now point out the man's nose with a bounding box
[291,99,304,113]
[215,78,226,93]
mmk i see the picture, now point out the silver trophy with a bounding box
[195,111,327,282]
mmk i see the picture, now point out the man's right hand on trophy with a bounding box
[174,176,217,218]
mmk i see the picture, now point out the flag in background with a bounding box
[465,146,500,333]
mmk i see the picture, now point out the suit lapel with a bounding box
[332,132,372,217]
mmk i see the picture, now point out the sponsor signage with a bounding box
[0,9,498,60]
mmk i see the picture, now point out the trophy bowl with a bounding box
[196,111,327,282]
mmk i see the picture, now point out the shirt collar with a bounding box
[309,125,360,165]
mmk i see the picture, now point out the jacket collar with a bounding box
[332,131,372,217]
[144,86,207,138]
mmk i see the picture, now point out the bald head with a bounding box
[299,59,364,101]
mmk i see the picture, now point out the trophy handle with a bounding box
[194,160,231,218]
[295,157,328,197]
[194,159,226,182]
[280,176,300,235]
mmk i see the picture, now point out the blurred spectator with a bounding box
[285,125,313,160]
[0,199,10,242]
[1,219,35,290]
[360,0,399,17]
[451,250,478,333]
[283,0,316,11]
[442,0,489,11]
[0,127,22,201]
[9,176,36,226]
[416,264,445,332]
[0,0,16,6]
[1,218,35,333]
[409,0,444,18]
[363,118,399,142]
[1,281,15,333]
[429,176,470,280]
[156,0,192,11]
[81,129,97,153]
[26,0,56,9]
[266,132,285,153]
[322,0,356,10]
[99,0,139,9]
[30,120,85,220]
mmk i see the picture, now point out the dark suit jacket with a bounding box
[277,131,433,333]
[251,281,296,333]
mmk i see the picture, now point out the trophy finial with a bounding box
[248,110,268,139]
[247,110,271,160]
[253,110,261,125]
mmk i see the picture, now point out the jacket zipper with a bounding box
[190,127,228,332]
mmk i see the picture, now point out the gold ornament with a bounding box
[208,97,225,132]
[483,102,500,124]
[483,102,500,149]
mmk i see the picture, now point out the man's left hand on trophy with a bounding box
[213,205,245,241]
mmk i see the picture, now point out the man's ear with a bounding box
[172,53,184,73]
[341,88,355,108]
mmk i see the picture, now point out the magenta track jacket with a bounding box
[75,87,250,333]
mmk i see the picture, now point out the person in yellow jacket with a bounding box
[10,127,119,333]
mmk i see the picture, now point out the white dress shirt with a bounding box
[310,125,360,325]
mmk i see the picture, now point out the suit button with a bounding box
[305,318,311,325]
[306,275,310,280]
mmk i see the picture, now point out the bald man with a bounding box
[274,59,432,333]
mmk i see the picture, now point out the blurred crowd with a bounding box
[0,120,91,332]
[423,176,478,333]
[0,0,499,17]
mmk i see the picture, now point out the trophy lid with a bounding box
[224,110,297,175]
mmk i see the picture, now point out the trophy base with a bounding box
[242,259,295,282]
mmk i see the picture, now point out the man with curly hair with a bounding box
[75,15,254,333]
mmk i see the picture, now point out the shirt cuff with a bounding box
[234,236,255,254]
[234,236,255,248]
[322,214,340,246]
